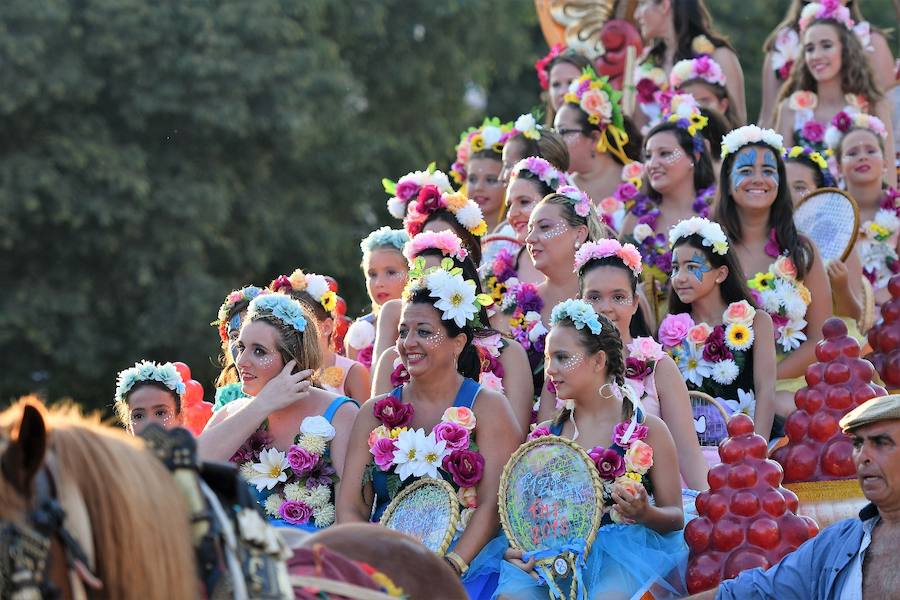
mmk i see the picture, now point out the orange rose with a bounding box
[599,196,623,215]
[621,162,644,182]
[580,89,612,122]
[368,425,390,449]
[788,91,817,112]
[773,256,798,281]
[442,406,476,430]
[723,300,756,326]
[624,440,654,474]
[687,323,713,345]
[458,486,478,509]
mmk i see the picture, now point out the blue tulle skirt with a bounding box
[493,524,687,600]
[459,533,506,599]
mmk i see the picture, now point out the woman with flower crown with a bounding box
[553,66,643,217]
[669,56,741,128]
[451,118,513,236]
[499,114,570,186]
[559,238,709,490]
[344,227,409,371]
[336,265,520,598]
[211,285,264,411]
[759,0,895,129]
[632,0,746,129]
[658,217,777,449]
[269,269,370,402]
[829,113,899,309]
[621,94,718,325]
[534,46,592,127]
[715,126,831,424]
[774,0,895,185]
[498,300,686,599]
[114,360,186,435]
[370,230,535,436]
[199,293,359,532]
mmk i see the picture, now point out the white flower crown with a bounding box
[668,216,729,255]
[721,125,784,159]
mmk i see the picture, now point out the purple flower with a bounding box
[443,449,485,488]
[374,396,414,428]
[229,429,274,464]
[305,462,337,488]
[517,284,544,314]
[801,120,825,143]
[492,249,518,282]
[357,345,373,369]
[588,446,626,480]
[528,426,551,440]
[433,421,470,452]
[625,357,652,381]
[615,182,640,201]
[613,421,649,446]
[395,180,420,202]
[286,445,319,474]
[279,500,313,525]
[831,111,852,132]
[702,326,734,362]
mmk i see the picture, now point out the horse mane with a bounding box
[0,401,198,600]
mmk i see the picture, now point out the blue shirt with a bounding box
[717,503,879,600]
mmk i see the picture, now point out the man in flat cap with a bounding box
[686,394,900,599]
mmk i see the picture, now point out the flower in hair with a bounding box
[550,298,603,335]
[403,230,469,263]
[361,227,409,256]
[784,145,835,186]
[669,216,729,255]
[405,188,488,237]
[512,157,568,191]
[798,0,854,33]
[213,285,264,343]
[721,125,784,159]
[115,360,186,403]
[404,260,493,328]
[451,117,514,185]
[383,162,453,220]
[557,185,592,218]
[248,293,308,334]
[670,56,726,89]
[564,68,624,131]
[574,239,643,276]
[276,270,337,313]
[824,110,888,150]
[513,113,542,140]
[663,93,709,142]
[534,43,566,90]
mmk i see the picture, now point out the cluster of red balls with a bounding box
[866,274,900,388]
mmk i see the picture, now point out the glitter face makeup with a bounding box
[560,352,584,371]
[421,330,446,347]
[257,353,276,368]
[731,147,757,190]
[661,147,684,165]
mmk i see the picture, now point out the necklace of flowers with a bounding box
[368,396,484,521]
[596,162,645,234]
[529,418,653,524]
[788,92,869,151]
[623,337,665,402]
[747,250,811,354]
[858,187,900,287]
[659,301,756,394]
[500,279,547,355]
[230,416,339,528]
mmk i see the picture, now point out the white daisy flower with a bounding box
[248,448,290,491]
[710,359,739,385]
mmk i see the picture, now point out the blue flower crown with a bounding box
[550,299,603,335]
[361,226,409,256]
[115,361,186,403]
[247,293,307,334]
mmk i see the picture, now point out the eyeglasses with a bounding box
[553,127,585,138]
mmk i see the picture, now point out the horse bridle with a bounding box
[0,458,100,600]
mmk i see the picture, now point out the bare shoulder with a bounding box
[712,46,740,69]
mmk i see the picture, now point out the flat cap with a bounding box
[840,394,900,433]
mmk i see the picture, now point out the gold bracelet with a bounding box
[444,551,469,576]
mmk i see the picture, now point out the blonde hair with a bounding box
[246,304,323,379]
[539,192,611,242]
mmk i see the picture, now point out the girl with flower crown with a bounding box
[534,46,592,127]
[669,56,741,128]
[451,118,514,235]
[553,66,643,212]
[831,113,900,309]
[660,217,777,448]
[345,227,409,371]
[199,293,359,532]
[774,0,895,183]
[784,145,865,334]
[621,94,718,325]
[759,0,895,129]
[337,266,520,598]
[211,285,264,411]
[498,300,686,599]
[114,360,186,435]
[715,126,831,423]
[633,0,746,128]
[269,269,370,403]
[370,230,535,436]
[560,239,709,489]
[499,114,570,186]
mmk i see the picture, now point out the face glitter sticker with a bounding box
[421,330,445,347]
[688,251,711,282]
[538,221,568,241]
[559,352,584,371]
[660,147,684,165]
[731,147,757,191]
[257,352,276,368]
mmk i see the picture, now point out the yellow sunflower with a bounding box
[321,290,337,312]
[725,323,754,351]
[469,134,485,153]
[748,272,775,291]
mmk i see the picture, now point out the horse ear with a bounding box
[1,400,48,496]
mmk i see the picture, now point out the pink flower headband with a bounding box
[824,110,888,150]
[573,239,643,275]
[669,56,726,89]
[534,43,566,90]
[798,0,854,33]
[511,156,569,190]
[403,185,488,237]
[403,230,469,263]
[557,185,592,218]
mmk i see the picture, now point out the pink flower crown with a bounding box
[450,117,514,186]
[403,185,488,238]
[824,110,888,150]
[511,156,569,190]
[669,56,726,89]
[573,239,643,275]
[403,230,469,263]
[534,43,566,90]
[557,185,593,219]
[798,0,854,33]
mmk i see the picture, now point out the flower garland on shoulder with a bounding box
[384,163,453,221]
[598,162,645,234]
[367,397,484,524]
[624,337,665,402]
[451,117,514,186]
[787,92,869,152]
[771,27,801,81]
[500,280,547,354]
[747,253,810,354]
[857,188,900,288]
[231,416,339,528]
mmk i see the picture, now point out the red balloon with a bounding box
[184,380,204,406]
[182,401,213,436]
[173,361,192,384]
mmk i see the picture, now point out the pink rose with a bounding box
[442,449,485,488]
[723,300,756,326]
[625,357,652,382]
[624,440,654,474]
[789,91,817,112]
[415,184,445,214]
[687,323,713,345]
[433,421,470,452]
[589,446,626,480]
[628,337,664,361]
[580,89,612,120]
[357,345,374,369]
[599,196,623,215]
[636,78,659,104]
[773,256,798,281]
[279,500,313,525]
[395,180,420,202]
[621,162,643,182]
[528,426,552,440]
[614,421,649,446]
[374,396,414,429]
[286,445,319,474]
[659,313,695,347]
[370,437,398,471]
[801,120,825,143]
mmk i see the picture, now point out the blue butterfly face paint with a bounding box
[688,251,711,282]
[762,149,779,185]
[731,148,757,191]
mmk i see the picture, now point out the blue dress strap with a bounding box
[323,396,358,423]
[453,377,482,409]
[549,421,564,436]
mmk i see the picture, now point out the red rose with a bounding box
[443,449,485,488]
[373,396,414,428]
[702,326,734,363]
[636,78,659,104]
[415,184,445,214]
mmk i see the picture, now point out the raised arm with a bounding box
[373,300,402,362]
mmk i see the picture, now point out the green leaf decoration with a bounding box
[382,178,397,195]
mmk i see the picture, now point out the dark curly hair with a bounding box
[406,287,481,381]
